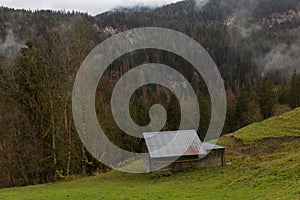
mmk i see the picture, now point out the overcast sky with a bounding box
[0,0,183,16]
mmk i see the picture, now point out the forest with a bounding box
[0,0,300,188]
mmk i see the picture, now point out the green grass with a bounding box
[229,108,300,144]
[1,109,300,200]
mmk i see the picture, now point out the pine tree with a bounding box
[8,40,52,184]
[166,94,181,131]
[278,80,290,105]
[244,92,263,124]
[289,71,300,108]
[197,92,211,140]
[234,86,249,129]
[258,76,276,119]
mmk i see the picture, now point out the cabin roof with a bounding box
[142,130,207,158]
[202,142,226,150]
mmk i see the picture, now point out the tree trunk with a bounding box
[64,102,71,177]
[51,99,57,180]
[82,145,87,176]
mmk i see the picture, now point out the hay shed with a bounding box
[140,130,225,172]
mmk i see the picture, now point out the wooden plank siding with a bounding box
[148,149,225,172]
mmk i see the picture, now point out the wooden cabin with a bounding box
[140,130,225,172]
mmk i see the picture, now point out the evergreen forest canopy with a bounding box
[0,0,299,188]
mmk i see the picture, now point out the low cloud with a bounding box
[195,0,210,10]
[0,29,25,59]
[256,43,300,76]
[224,3,262,38]
[0,0,182,15]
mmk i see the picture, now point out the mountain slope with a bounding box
[1,0,299,82]
[0,108,299,199]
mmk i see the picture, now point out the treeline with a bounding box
[0,6,94,40]
[0,19,105,187]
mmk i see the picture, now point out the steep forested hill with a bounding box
[1,0,300,84]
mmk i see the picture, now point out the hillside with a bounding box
[1,0,300,82]
[1,0,300,189]
[0,108,299,200]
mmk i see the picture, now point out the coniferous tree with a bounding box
[197,92,211,140]
[7,40,52,184]
[166,94,180,131]
[234,86,250,130]
[289,71,300,108]
[278,80,290,105]
[244,92,263,124]
[258,76,276,119]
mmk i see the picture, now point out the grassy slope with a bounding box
[1,109,300,200]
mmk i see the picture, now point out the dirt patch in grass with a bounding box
[221,134,300,157]
[246,136,300,156]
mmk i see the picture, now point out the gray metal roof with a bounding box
[202,143,226,150]
[142,130,207,158]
